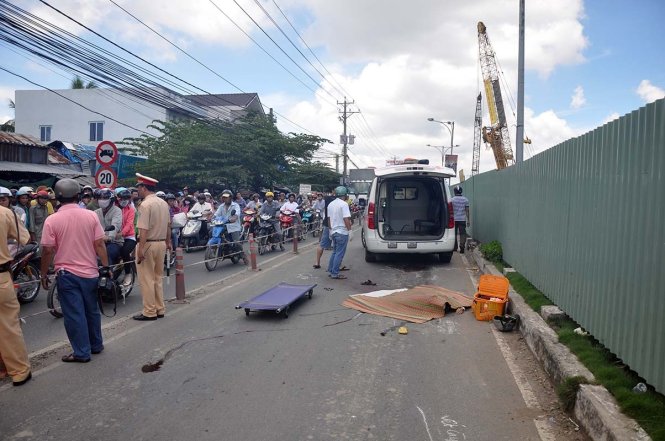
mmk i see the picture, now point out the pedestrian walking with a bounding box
[312,192,335,269]
[40,179,109,363]
[451,186,470,253]
[133,173,172,321]
[327,186,352,279]
[0,204,31,385]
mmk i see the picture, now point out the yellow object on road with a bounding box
[398,326,408,335]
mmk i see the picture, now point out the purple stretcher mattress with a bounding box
[235,282,317,317]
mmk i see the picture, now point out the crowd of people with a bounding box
[0,176,356,386]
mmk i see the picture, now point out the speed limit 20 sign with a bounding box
[95,167,117,189]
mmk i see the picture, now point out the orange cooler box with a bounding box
[472,274,510,321]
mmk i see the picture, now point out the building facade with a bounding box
[15,89,264,146]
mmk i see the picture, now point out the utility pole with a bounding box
[516,0,525,163]
[338,97,358,184]
[335,154,340,174]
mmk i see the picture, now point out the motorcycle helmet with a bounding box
[98,188,115,200]
[54,179,81,200]
[17,186,34,196]
[265,191,274,198]
[156,191,166,199]
[82,185,94,195]
[220,189,232,198]
[454,186,463,195]
[0,186,11,197]
[165,193,176,201]
[334,186,348,196]
[116,188,131,200]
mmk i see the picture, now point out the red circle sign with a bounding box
[95,167,118,189]
[96,140,118,166]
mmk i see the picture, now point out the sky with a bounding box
[1,0,664,179]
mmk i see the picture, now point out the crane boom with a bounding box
[477,21,514,170]
[472,93,482,176]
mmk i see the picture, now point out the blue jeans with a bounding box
[171,228,180,249]
[57,271,103,359]
[327,232,349,277]
[106,242,121,267]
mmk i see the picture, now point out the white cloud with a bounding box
[602,112,620,124]
[636,80,665,103]
[570,85,586,109]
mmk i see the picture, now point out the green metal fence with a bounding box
[460,98,665,394]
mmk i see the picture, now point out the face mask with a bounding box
[99,199,111,209]
[119,200,130,208]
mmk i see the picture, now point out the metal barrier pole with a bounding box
[174,246,187,303]
[292,226,299,254]
[248,233,259,271]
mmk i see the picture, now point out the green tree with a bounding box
[2,99,15,132]
[122,113,334,193]
[71,76,98,89]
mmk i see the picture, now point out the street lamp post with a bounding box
[426,144,459,167]
[427,118,455,157]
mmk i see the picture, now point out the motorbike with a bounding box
[240,207,258,241]
[181,210,210,252]
[204,211,240,271]
[300,207,314,237]
[350,203,361,225]
[47,226,135,318]
[280,209,302,243]
[257,213,281,255]
[11,242,41,304]
[311,209,322,237]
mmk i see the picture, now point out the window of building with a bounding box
[89,121,104,142]
[40,125,52,142]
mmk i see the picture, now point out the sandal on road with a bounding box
[62,353,90,363]
[313,265,321,269]
[339,266,350,271]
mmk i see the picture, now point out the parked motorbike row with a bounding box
[14,206,324,319]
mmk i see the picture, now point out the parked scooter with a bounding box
[257,214,281,255]
[204,210,240,271]
[11,243,41,304]
[47,226,135,318]
[181,209,210,252]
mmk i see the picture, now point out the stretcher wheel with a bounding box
[245,308,250,316]
[308,289,313,299]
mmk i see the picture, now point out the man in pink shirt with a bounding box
[40,179,109,363]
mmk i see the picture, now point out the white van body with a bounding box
[361,163,457,263]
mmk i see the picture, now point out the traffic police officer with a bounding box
[133,174,172,321]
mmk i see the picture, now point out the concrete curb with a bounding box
[468,248,651,441]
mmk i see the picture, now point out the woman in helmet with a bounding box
[165,193,181,248]
[0,187,26,225]
[94,189,123,266]
[115,188,136,286]
[15,187,33,227]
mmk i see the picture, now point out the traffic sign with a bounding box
[95,167,117,189]
[96,140,118,167]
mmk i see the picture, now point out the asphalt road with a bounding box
[1,230,568,440]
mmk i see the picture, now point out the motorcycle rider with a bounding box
[259,191,284,251]
[245,193,262,211]
[94,188,123,267]
[0,187,25,226]
[166,193,181,249]
[28,190,50,243]
[15,187,33,228]
[115,188,136,286]
[190,193,213,242]
[214,190,249,265]
[277,192,286,208]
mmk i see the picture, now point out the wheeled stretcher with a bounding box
[235,282,317,318]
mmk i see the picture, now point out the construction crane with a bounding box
[477,21,515,170]
[472,93,482,176]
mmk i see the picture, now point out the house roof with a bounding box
[0,161,86,176]
[0,132,46,148]
[183,93,261,109]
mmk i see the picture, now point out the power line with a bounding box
[271,0,353,100]
[251,0,344,99]
[0,65,152,136]
[106,0,316,135]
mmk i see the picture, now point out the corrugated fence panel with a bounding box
[460,98,665,394]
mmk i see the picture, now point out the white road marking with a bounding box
[416,406,434,441]
[462,254,558,441]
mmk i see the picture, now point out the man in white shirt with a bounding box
[190,194,213,242]
[280,193,299,214]
[326,186,352,279]
[214,189,248,265]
